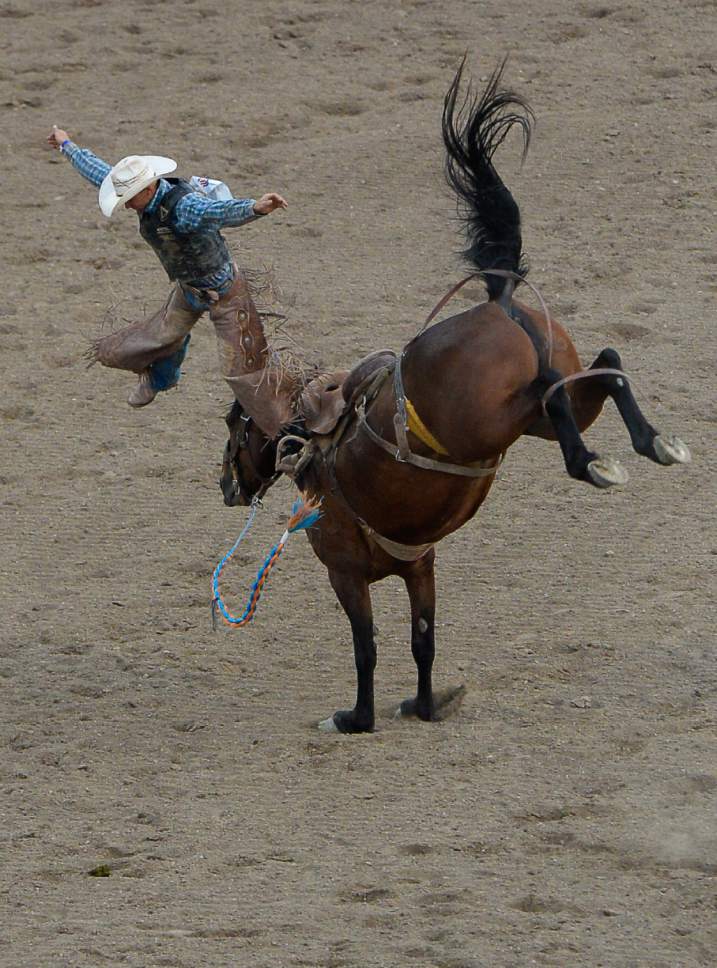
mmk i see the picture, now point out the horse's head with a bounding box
[220,400,280,506]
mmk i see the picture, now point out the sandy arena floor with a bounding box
[1,1,716,965]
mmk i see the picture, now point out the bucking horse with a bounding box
[218,61,690,733]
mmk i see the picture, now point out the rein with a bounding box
[211,496,322,628]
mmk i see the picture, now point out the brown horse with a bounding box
[219,63,690,733]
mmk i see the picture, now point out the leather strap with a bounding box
[420,269,554,365]
[541,367,630,413]
[358,520,434,561]
[358,407,502,478]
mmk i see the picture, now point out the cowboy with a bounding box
[46,125,288,418]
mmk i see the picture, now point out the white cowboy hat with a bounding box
[98,154,177,217]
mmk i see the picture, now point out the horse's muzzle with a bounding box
[220,449,250,507]
[221,477,249,507]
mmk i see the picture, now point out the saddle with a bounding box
[299,349,396,435]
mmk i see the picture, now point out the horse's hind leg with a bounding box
[398,552,437,722]
[573,349,691,466]
[540,368,628,488]
[318,571,376,734]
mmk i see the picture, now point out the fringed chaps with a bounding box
[89,270,295,437]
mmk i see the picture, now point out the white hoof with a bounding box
[654,434,691,466]
[587,456,629,488]
[318,715,339,733]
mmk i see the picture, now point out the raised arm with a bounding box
[47,125,111,188]
[173,191,288,233]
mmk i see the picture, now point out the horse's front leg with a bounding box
[398,551,437,721]
[572,348,691,467]
[319,570,376,734]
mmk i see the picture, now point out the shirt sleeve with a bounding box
[60,141,112,188]
[171,193,263,234]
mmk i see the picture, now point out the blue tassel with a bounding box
[287,497,323,533]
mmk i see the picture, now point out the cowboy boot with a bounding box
[128,370,157,407]
[127,334,192,407]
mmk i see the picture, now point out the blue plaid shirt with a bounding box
[61,141,260,296]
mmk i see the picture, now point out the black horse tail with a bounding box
[442,58,534,302]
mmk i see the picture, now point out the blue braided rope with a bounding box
[211,498,260,626]
[211,496,323,629]
[213,534,287,627]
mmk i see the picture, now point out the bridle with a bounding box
[224,412,281,503]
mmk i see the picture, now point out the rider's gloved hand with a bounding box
[47,125,71,149]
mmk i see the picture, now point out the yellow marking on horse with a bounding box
[405,397,449,456]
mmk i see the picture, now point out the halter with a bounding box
[225,412,281,501]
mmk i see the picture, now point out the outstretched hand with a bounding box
[47,125,70,149]
[253,192,288,215]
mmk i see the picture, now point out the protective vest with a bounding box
[139,178,231,284]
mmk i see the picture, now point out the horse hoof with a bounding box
[395,686,466,722]
[394,699,419,720]
[586,457,629,488]
[653,434,691,466]
[394,700,433,721]
[318,715,340,733]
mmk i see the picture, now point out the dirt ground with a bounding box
[1,0,715,965]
